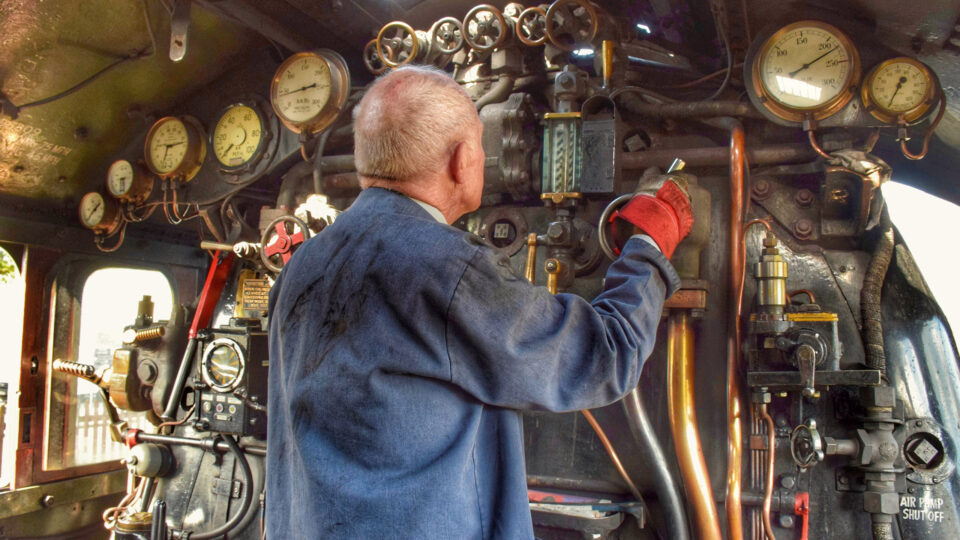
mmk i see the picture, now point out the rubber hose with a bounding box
[622,388,691,540]
[861,213,894,373]
[188,436,255,540]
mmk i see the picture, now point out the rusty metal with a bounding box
[663,289,707,310]
[580,409,644,502]
[667,310,723,540]
[623,142,826,170]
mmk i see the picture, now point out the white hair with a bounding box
[353,65,479,182]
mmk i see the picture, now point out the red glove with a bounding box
[612,173,694,259]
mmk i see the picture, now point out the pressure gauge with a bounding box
[106,159,154,203]
[749,21,861,123]
[861,57,938,124]
[144,116,207,181]
[201,338,246,392]
[211,102,269,172]
[270,50,351,135]
[78,192,121,234]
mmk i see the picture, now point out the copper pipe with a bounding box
[807,130,833,159]
[726,120,746,540]
[601,40,615,88]
[760,404,777,540]
[901,96,947,160]
[580,409,644,502]
[668,310,723,540]
[788,289,817,304]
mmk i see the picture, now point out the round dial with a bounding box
[751,21,860,122]
[106,159,153,202]
[78,192,121,233]
[144,116,206,181]
[862,58,937,123]
[201,338,246,392]
[270,50,351,135]
[212,104,266,170]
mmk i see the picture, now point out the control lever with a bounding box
[794,492,810,540]
[169,0,191,62]
[52,359,127,442]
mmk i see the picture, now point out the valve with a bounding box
[260,215,311,273]
[544,0,599,51]
[790,419,825,468]
[430,17,465,55]
[363,39,390,75]
[516,6,548,46]
[463,4,509,52]
[377,21,423,68]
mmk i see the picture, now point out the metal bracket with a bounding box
[170,0,192,62]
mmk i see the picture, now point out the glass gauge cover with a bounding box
[106,159,153,202]
[144,116,207,181]
[270,50,351,135]
[862,58,937,123]
[212,104,266,171]
[201,338,246,392]
[78,192,121,233]
[750,21,861,122]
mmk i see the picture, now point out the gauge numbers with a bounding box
[213,104,265,171]
[144,116,206,181]
[78,192,121,233]
[752,21,860,122]
[270,50,351,134]
[106,159,153,203]
[201,338,246,392]
[862,58,937,123]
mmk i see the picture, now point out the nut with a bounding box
[864,491,899,515]
[794,219,814,239]
[795,188,814,207]
[752,180,771,200]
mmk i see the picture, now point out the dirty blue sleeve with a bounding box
[445,236,680,412]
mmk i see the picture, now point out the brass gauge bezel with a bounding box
[269,50,351,135]
[750,20,861,123]
[143,116,207,182]
[861,57,938,124]
[200,337,247,393]
[106,159,154,203]
[210,99,272,173]
[78,191,122,235]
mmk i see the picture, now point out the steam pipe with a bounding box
[474,75,515,111]
[623,388,691,540]
[667,310,722,540]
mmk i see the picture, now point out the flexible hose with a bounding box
[622,389,691,540]
[184,436,255,540]
[861,214,894,373]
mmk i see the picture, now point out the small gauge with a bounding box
[201,338,246,392]
[78,192,122,234]
[749,20,861,123]
[270,50,351,135]
[144,116,207,181]
[212,102,269,172]
[106,159,154,203]
[862,57,938,124]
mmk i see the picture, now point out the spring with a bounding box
[52,359,96,379]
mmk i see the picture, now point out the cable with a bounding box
[705,20,733,101]
[183,436,255,540]
[95,222,128,253]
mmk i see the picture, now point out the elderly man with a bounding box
[267,65,691,538]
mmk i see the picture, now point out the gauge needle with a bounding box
[888,76,907,107]
[223,144,234,155]
[86,200,101,221]
[278,82,317,97]
[789,46,838,78]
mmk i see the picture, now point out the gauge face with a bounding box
[147,117,190,174]
[79,192,106,227]
[213,104,265,170]
[751,21,860,122]
[863,58,936,123]
[201,338,246,392]
[107,160,135,197]
[272,55,332,124]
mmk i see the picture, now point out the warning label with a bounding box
[901,494,945,523]
[241,278,271,313]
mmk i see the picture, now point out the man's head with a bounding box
[353,66,484,223]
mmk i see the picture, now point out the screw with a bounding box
[781,475,796,489]
[752,180,771,200]
[795,189,814,207]
[915,420,924,427]
[838,265,847,273]
[41,495,55,508]
[909,487,916,493]
[794,219,813,240]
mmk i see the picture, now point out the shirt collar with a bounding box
[407,197,447,224]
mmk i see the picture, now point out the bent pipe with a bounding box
[623,388,691,540]
[667,310,723,540]
[474,75,516,111]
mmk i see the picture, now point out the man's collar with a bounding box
[407,196,447,224]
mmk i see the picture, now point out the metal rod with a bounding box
[131,431,267,456]
[760,404,777,540]
[622,142,826,170]
[161,337,197,421]
[667,311,723,540]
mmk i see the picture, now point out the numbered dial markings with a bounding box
[213,105,264,168]
[147,118,190,173]
[760,25,855,109]
[78,192,120,233]
[107,160,135,197]
[863,58,936,122]
[273,56,332,124]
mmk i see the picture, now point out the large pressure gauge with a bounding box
[201,337,246,392]
[144,116,207,181]
[211,102,269,172]
[78,192,121,234]
[269,50,351,135]
[749,21,860,123]
[861,57,938,124]
[106,159,154,203]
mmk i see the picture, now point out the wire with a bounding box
[95,222,128,253]
[705,19,733,101]
[155,402,197,433]
[661,63,744,90]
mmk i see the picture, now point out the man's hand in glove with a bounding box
[613,171,694,259]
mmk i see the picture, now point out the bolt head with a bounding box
[41,495,55,508]
[779,515,795,528]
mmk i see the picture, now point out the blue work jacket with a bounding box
[267,187,680,539]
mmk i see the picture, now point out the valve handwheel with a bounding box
[431,17,465,55]
[261,215,311,273]
[377,21,419,68]
[516,6,548,46]
[463,5,508,52]
[363,39,391,75]
[597,193,633,261]
[545,0,599,51]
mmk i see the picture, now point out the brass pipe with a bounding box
[581,409,644,502]
[726,120,746,540]
[667,311,723,540]
[760,404,777,540]
[601,40,615,88]
[524,233,538,283]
